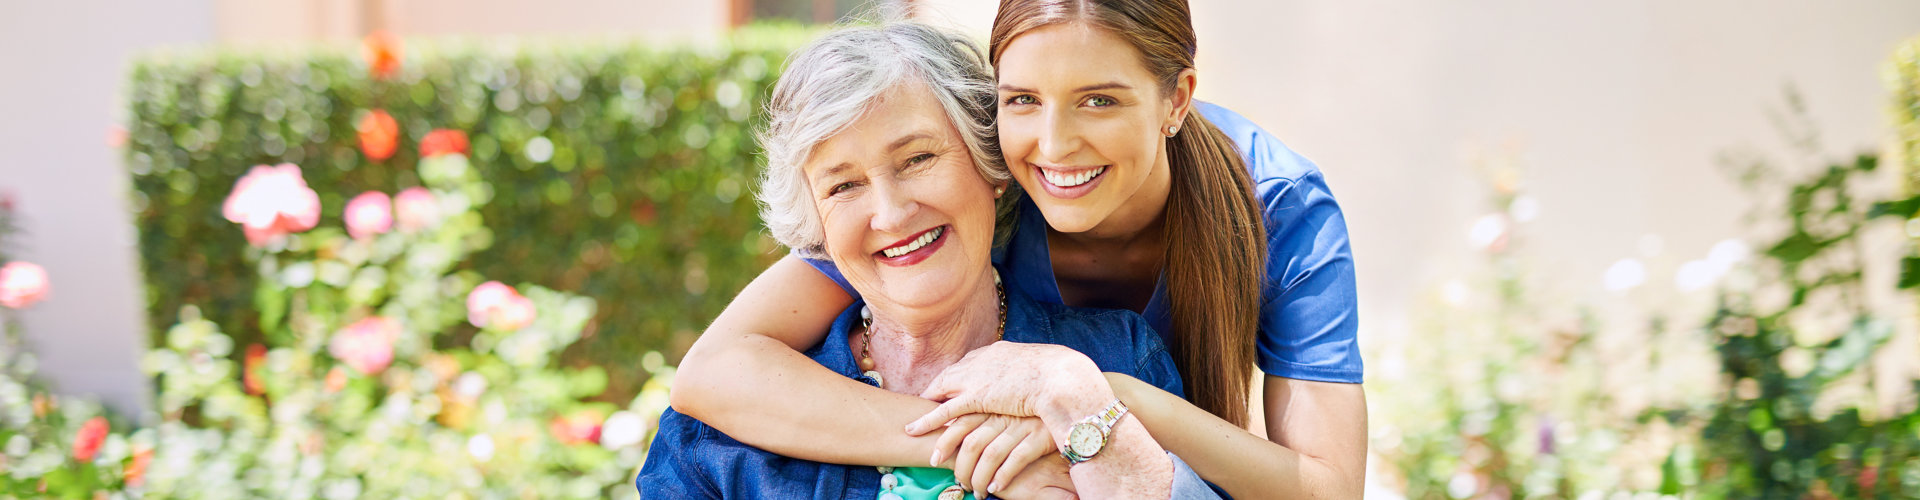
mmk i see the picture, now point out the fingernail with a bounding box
[988,482,1000,494]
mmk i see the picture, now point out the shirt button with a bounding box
[880,473,899,490]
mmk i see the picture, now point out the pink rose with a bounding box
[329,316,400,375]
[393,187,439,233]
[222,164,321,246]
[466,281,535,331]
[0,261,49,309]
[344,191,394,239]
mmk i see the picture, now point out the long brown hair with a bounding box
[990,0,1265,427]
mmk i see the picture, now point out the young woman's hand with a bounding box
[930,414,1056,494]
[907,342,1112,437]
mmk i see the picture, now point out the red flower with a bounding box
[243,344,267,396]
[420,129,469,158]
[362,30,402,80]
[124,447,153,487]
[549,410,605,445]
[357,110,400,161]
[221,164,321,246]
[71,417,108,463]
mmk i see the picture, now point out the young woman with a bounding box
[673,1,1367,498]
[641,20,1194,498]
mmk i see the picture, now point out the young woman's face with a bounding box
[996,22,1177,234]
[804,83,1000,314]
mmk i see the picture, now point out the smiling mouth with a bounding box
[1040,166,1107,188]
[878,225,946,258]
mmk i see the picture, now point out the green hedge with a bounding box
[123,26,810,401]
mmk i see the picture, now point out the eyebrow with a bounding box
[887,131,935,152]
[813,131,937,179]
[997,82,1133,93]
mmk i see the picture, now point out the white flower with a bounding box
[467,434,494,462]
[1604,259,1646,292]
[599,411,648,450]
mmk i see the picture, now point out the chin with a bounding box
[1030,202,1105,234]
[871,273,962,310]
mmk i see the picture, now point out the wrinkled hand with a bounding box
[905,342,1103,436]
[988,452,1077,500]
[931,414,1056,495]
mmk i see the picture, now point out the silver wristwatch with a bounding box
[1060,399,1129,465]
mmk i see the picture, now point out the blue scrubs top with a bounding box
[803,102,1363,384]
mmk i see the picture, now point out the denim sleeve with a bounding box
[1128,313,1186,400]
[794,250,859,299]
[634,411,720,499]
[1167,452,1230,500]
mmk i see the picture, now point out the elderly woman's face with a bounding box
[804,83,999,312]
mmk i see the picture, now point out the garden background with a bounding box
[5,0,1920,498]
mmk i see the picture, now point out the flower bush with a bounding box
[1370,82,1920,498]
[2,193,146,498]
[123,25,812,403]
[121,143,681,499]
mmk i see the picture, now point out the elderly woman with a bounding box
[637,20,1215,500]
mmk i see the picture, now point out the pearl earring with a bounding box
[1166,125,1178,137]
[994,186,1005,197]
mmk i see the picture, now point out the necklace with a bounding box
[857,269,1005,389]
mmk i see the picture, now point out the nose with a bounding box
[1035,105,1082,164]
[868,177,919,235]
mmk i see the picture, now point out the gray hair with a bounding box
[757,20,1020,256]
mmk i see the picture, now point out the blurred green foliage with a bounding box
[122,26,810,402]
[1672,149,1920,498]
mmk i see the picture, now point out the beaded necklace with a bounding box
[858,270,1005,500]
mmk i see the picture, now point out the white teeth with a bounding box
[881,226,944,258]
[1042,166,1105,188]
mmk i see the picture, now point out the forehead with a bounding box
[803,82,958,174]
[998,22,1153,87]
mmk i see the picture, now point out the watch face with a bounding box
[1067,423,1104,457]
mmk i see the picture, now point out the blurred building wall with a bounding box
[0,0,217,415]
[216,0,731,42]
[911,0,1920,355]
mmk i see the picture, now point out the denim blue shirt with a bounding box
[804,102,1364,384]
[637,276,1222,499]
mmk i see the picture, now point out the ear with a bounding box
[1164,68,1199,133]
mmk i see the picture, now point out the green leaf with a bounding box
[1866,194,1920,219]
[1766,232,1823,263]
[1901,256,1920,289]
